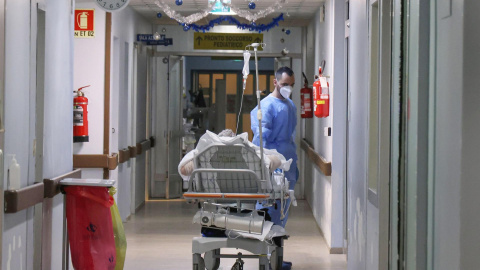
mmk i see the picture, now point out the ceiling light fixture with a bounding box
[209,0,236,15]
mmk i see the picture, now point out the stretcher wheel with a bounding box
[204,249,220,270]
[193,253,205,270]
[270,249,283,270]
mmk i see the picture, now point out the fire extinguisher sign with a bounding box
[74,9,95,38]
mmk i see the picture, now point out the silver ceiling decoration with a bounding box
[155,0,286,25]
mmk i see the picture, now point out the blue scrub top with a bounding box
[251,94,298,185]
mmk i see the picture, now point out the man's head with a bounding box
[273,66,295,99]
[218,129,235,137]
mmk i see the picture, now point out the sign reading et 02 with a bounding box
[74,9,95,38]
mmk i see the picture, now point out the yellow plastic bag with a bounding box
[109,187,127,270]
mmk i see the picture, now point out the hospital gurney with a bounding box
[183,142,295,270]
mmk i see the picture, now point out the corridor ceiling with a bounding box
[128,0,324,27]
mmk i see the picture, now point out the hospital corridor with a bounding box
[0,0,479,270]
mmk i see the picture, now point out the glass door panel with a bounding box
[212,73,224,104]
[198,73,210,106]
[225,73,238,133]
[269,75,275,92]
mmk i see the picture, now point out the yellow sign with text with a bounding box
[194,33,263,50]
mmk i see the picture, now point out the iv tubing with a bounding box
[253,44,265,180]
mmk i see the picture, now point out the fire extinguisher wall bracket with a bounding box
[73,136,89,143]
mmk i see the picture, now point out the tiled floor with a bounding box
[123,200,347,270]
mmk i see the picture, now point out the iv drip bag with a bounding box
[243,50,251,79]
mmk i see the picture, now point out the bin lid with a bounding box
[60,178,116,187]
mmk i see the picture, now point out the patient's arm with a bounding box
[180,160,194,176]
[267,155,282,172]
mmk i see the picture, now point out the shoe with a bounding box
[282,261,292,270]
[269,260,293,270]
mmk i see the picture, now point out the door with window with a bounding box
[167,55,184,199]
[192,70,274,139]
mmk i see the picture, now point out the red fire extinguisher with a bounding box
[73,85,90,143]
[300,72,313,118]
[313,66,330,118]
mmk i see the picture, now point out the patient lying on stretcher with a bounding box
[178,129,292,188]
[179,129,292,241]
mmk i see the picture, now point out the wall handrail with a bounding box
[136,142,143,155]
[128,146,137,158]
[44,169,82,198]
[4,183,44,213]
[149,136,155,148]
[119,137,155,164]
[4,169,82,213]
[300,138,332,176]
[73,153,118,170]
[137,139,151,154]
[118,148,130,164]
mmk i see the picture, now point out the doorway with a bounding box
[150,55,275,199]
[150,55,184,199]
[189,70,275,140]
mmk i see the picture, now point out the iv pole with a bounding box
[245,42,266,180]
[243,43,294,214]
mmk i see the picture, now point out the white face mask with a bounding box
[279,85,292,99]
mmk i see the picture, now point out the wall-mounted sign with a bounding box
[74,9,95,38]
[194,33,263,51]
[137,34,173,46]
[209,0,234,14]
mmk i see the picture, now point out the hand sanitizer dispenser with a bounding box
[8,155,20,190]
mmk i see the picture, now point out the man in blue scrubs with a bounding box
[251,66,297,220]
[251,66,297,269]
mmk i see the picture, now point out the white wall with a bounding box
[73,3,151,220]
[3,1,34,269]
[302,1,345,252]
[42,1,75,268]
[346,0,369,267]
[3,0,74,269]
[73,2,106,180]
[330,0,346,250]
[112,5,151,219]
[305,2,334,247]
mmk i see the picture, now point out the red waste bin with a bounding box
[64,185,116,270]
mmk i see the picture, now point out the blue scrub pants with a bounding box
[257,168,299,227]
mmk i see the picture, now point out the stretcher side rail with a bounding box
[193,143,270,182]
[183,192,271,200]
[186,168,268,193]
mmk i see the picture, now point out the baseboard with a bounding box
[135,201,145,212]
[306,201,346,255]
[329,247,344,254]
